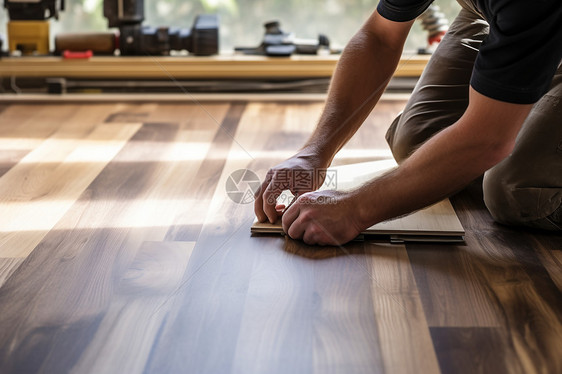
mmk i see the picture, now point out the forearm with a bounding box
[301,13,412,165]
[355,124,504,226]
[354,89,532,227]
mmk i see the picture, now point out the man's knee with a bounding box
[386,113,428,163]
[483,165,562,228]
[482,168,518,225]
[386,97,468,163]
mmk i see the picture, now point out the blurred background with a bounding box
[0,0,461,53]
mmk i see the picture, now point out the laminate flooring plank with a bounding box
[449,179,494,231]
[251,160,465,239]
[532,235,562,291]
[0,105,228,373]
[0,121,181,374]
[230,241,384,374]
[311,243,384,374]
[446,175,562,370]
[230,241,316,374]
[144,103,231,128]
[430,327,518,374]
[0,104,131,155]
[0,258,24,288]
[0,121,142,257]
[406,242,501,327]
[165,102,247,241]
[102,102,161,124]
[402,181,502,328]
[144,103,325,373]
[143,103,273,374]
[365,242,440,374]
[71,241,195,374]
[0,105,85,177]
[466,229,562,374]
[0,149,29,177]
[0,104,79,141]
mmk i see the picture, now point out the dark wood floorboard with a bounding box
[450,184,562,373]
[165,102,246,242]
[0,101,559,374]
[430,327,516,374]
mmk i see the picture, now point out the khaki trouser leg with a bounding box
[385,2,562,230]
[385,7,489,162]
[483,66,562,230]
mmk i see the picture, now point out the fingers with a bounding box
[287,217,306,240]
[253,172,273,223]
[267,173,297,223]
[254,164,320,223]
[282,199,300,234]
[262,186,282,223]
[255,169,291,224]
[287,216,328,246]
[284,194,310,239]
[282,194,334,246]
[303,229,323,246]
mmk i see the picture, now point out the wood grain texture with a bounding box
[310,243,385,374]
[0,121,141,257]
[366,242,440,374]
[71,241,195,374]
[430,327,515,374]
[531,235,562,291]
[143,102,308,374]
[406,242,502,327]
[0,101,559,374]
[0,258,24,288]
[0,104,228,373]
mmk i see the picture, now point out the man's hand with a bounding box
[254,150,329,224]
[282,190,363,246]
[254,9,413,231]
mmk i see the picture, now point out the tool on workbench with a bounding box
[418,5,449,54]
[4,0,63,55]
[234,20,336,57]
[54,0,219,56]
[55,32,118,56]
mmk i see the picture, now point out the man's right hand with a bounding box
[254,150,329,224]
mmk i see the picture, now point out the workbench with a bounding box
[0,54,429,79]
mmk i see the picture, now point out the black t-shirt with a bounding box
[377,0,562,104]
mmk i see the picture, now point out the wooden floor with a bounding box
[0,101,560,374]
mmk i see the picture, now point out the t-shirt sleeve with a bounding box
[377,0,434,22]
[471,1,562,104]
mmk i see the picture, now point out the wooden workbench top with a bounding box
[0,54,429,79]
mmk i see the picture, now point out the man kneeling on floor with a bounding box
[254,0,562,245]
